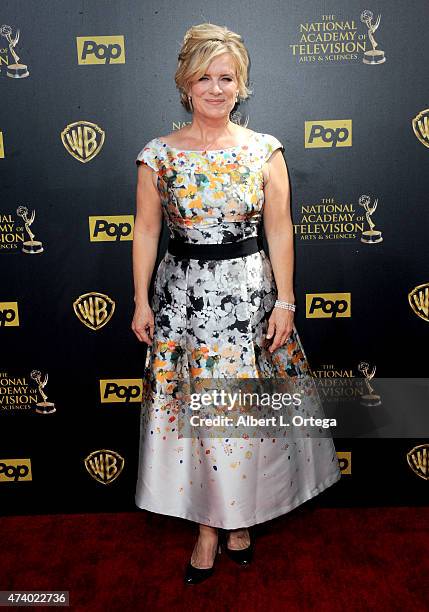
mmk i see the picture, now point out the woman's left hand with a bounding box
[265,307,294,353]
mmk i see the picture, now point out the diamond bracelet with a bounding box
[274,300,296,312]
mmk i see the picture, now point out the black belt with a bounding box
[167,236,264,260]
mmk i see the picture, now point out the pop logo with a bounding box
[0,302,19,327]
[89,216,134,242]
[76,36,126,65]
[306,293,351,318]
[305,120,352,148]
[337,451,351,474]
[100,379,143,403]
[0,459,32,482]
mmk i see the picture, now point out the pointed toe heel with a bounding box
[225,531,254,566]
[184,540,222,584]
[184,561,215,584]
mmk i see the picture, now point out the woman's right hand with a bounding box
[131,302,154,345]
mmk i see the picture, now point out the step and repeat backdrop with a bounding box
[1,1,428,514]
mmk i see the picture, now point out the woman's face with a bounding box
[188,52,239,118]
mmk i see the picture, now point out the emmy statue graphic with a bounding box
[358,194,383,244]
[0,24,29,78]
[358,362,381,407]
[360,10,386,65]
[31,370,56,414]
[17,205,44,254]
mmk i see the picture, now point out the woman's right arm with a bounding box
[131,163,163,345]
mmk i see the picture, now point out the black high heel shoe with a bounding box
[184,535,222,584]
[224,528,253,566]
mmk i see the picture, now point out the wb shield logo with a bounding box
[77,36,125,65]
[305,120,352,148]
[84,450,124,485]
[408,283,429,322]
[89,216,134,242]
[61,121,105,163]
[407,444,429,480]
[412,109,429,148]
[73,292,115,330]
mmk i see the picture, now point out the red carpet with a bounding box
[1,505,428,611]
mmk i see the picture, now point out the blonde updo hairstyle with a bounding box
[175,23,252,113]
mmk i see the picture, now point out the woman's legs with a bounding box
[189,525,251,568]
[190,524,219,569]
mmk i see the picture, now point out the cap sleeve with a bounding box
[263,133,284,163]
[135,138,161,172]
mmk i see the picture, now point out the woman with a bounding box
[132,23,341,584]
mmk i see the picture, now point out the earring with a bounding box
[188,95,193,112]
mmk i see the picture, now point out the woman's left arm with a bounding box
[262,149,295,353]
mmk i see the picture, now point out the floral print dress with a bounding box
[134,131,341,529]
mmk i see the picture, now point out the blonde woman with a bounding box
[132,22,341,584]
